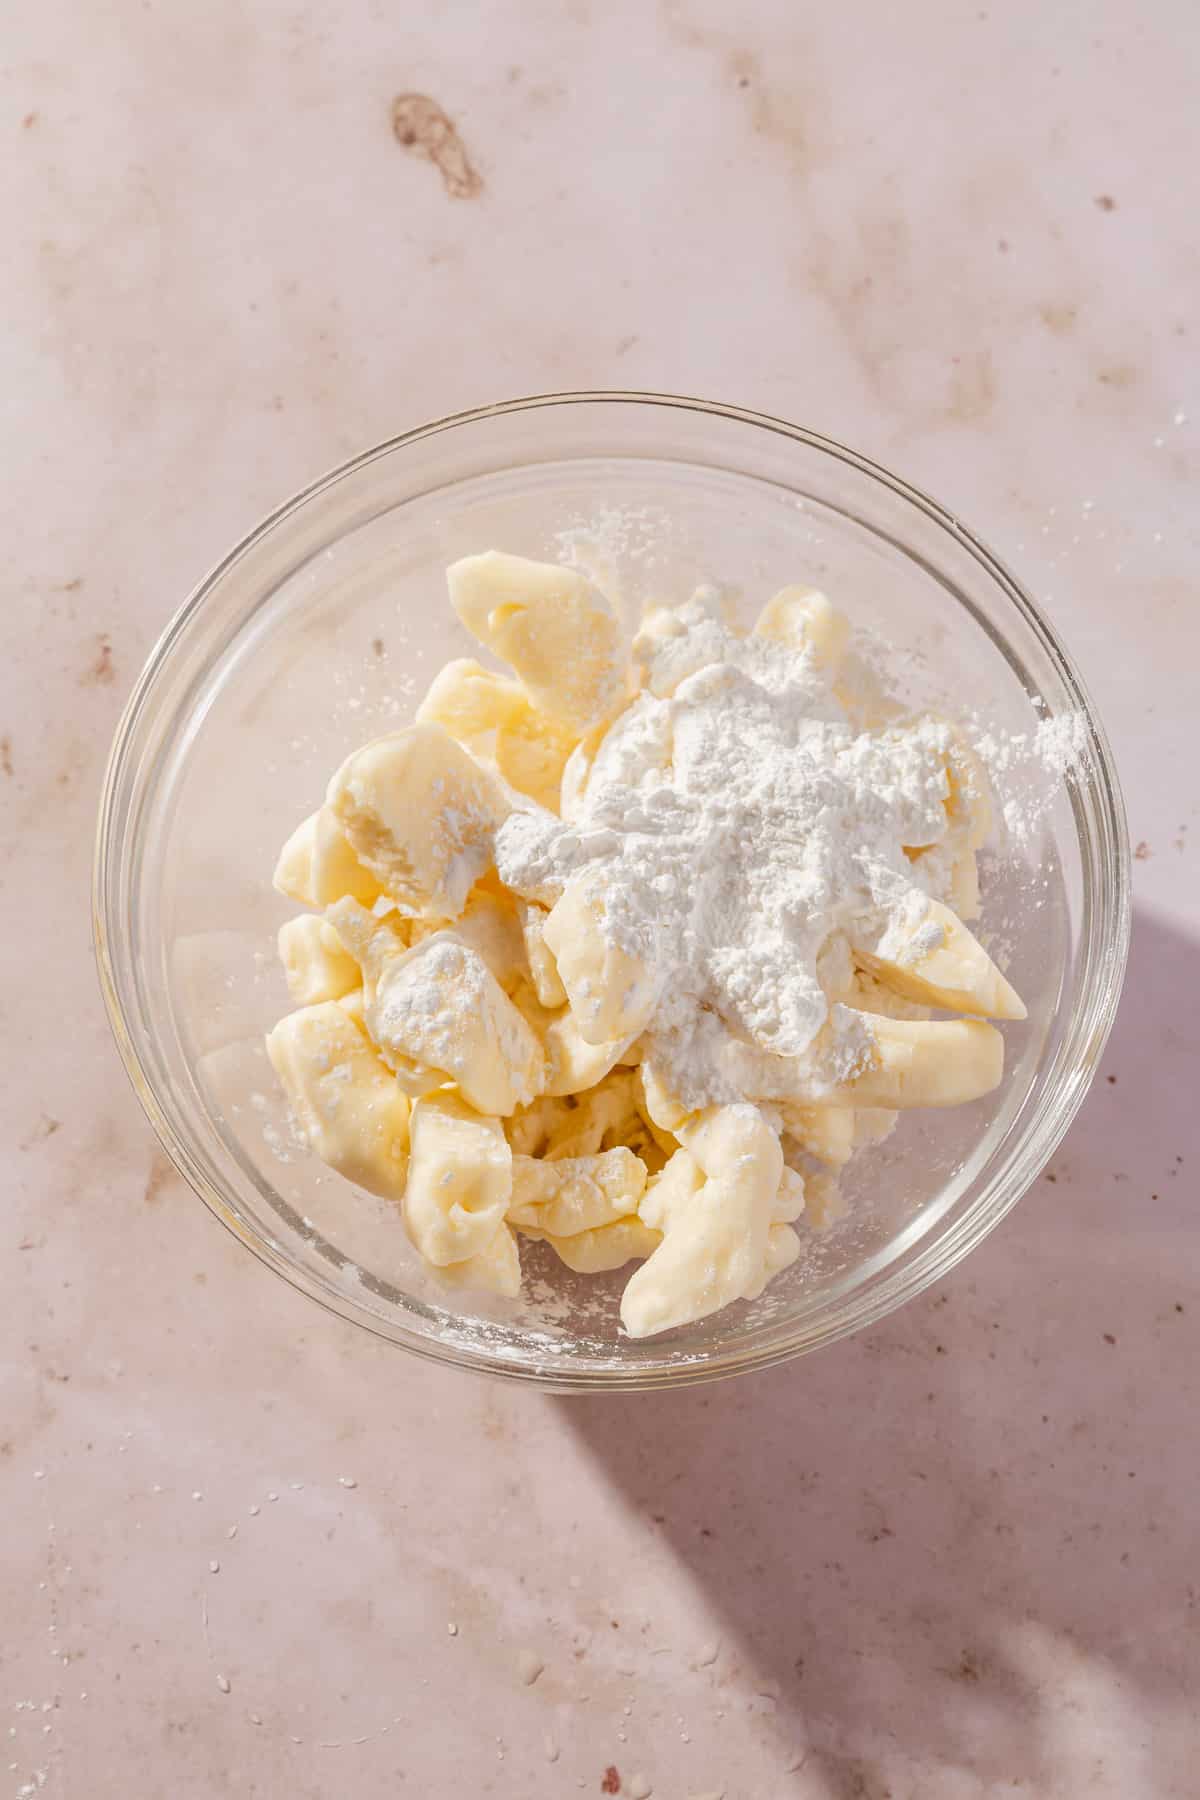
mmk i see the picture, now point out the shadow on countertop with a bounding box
[557,907,1198,1798]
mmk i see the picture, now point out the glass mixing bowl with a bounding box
[94,393,1130,1390]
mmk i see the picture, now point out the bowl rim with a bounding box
[93,388,1132,1389]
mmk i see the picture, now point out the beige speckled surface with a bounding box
[4,2,1199,1794]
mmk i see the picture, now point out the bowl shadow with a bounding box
[556,906,1198,1796]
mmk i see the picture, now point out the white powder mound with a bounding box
[496,598,965,1110]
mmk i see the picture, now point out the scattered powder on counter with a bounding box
[216,1675,231,1695]
[629,1775,653,1799]
[337,1476,357,1489]
[497,597,965,1110]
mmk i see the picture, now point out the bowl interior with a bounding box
[98,397,1126,1386]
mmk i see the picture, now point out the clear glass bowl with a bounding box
[94,393,1130,1390]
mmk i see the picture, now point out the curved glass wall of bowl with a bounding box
[94,394,1130,1389]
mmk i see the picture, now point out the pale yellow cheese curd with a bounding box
[266,553,1022,1337]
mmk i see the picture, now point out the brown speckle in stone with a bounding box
[0,735,11,776]
[824,1754,892,1797]
[1095,194,1117,211]
[23,111,38,129]
[1135,841,1150,859]
[1107,1074,1117,1085]
[947,348,996,425]
[1038,303,1077,335]
[391,94,482,199]
[82,634,115,686]
[601,1768,621,1794]
[1176,1303,1185,1314]
[1096,363,1137,388]
[724,47,806,170]
[371,636,385,658]
[1046,1173,1057,1183]
[1103,1332,1117,1345]
[997,238,1010,253]
[21,1115,61,1150]
[143,1150,175,1206]
[957,1653,981,1683]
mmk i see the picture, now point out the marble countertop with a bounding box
[4,2,1198,1795]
